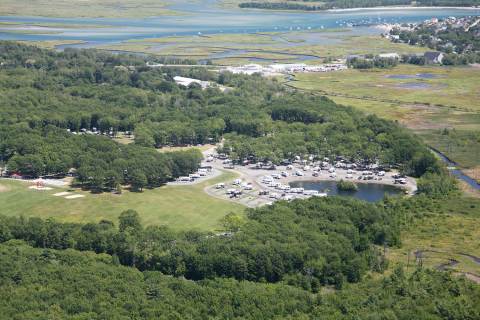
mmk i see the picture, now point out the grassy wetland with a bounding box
[97,32,426,65]
[0,0,176,18]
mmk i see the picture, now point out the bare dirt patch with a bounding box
[462,167,480,182]
[458,180,480,198]
[0,184,10,192]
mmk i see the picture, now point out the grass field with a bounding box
[157,144,216,153]
[0,0,175,18]
[112,135,134,145]
[289,64,480,176]
[389,197,480,278]
[0,171,243,231]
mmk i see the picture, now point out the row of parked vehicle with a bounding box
[176,168,210,182]
[215,179,255,198]
[260,176,326,200]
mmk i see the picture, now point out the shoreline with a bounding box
[326,6,480,12]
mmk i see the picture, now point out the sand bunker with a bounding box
[53,192,72,197]
[29,185,52,191]
[65,194,85,199]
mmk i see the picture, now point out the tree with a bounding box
[221,213,246,232]
[105,170,122,190]
[90,169,105,191]
[8,154,45,177]
[119,209,142,233]
[130,170,147,192]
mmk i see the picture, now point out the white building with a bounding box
[173,76,211,89]
[378,53,400,59]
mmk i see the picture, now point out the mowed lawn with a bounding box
[0,171,243,231]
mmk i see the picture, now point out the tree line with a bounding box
[347,55,399,69]
[1,240,479,319]
[239,0,412,11]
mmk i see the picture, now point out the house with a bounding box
[424,51,444,64]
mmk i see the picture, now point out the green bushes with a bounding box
[417,172,458,197]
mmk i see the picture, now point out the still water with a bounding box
[289,180,402,202]
[1,1,479,48]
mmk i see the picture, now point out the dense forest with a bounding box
[239,0,480,11]
[0,41,439,186]
[1,240,478,319]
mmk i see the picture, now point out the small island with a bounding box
[337,179,359,191]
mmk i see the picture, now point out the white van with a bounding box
[244,184,253,190]
[295,170,304,176]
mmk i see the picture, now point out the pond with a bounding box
[289,180,403,202]
[386,73,440,79]
[397,82,433,89]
